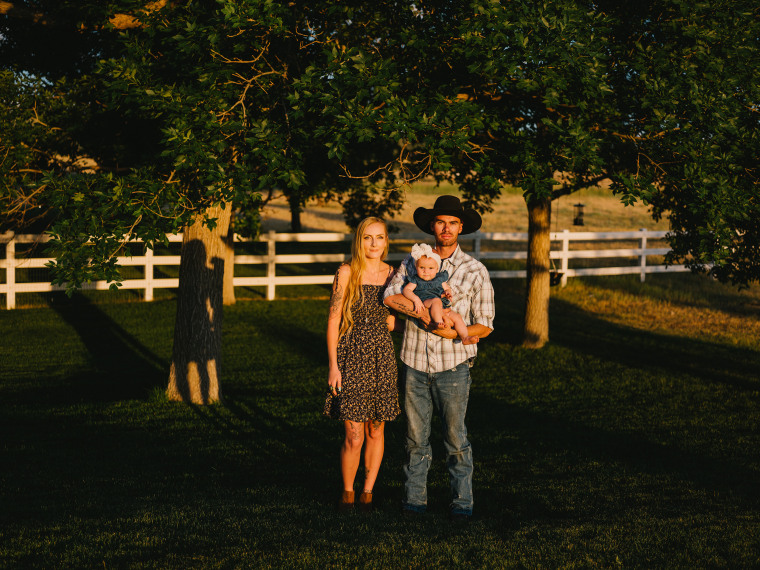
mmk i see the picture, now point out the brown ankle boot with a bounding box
[338,490,355,513]
[358,491,373,512]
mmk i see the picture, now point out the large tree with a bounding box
[452,0,760,347]
[311,0,759,348]
[1,1,413,402]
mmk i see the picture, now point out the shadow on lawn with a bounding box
[470,280,760,524]
[48,293,166,402]
[470,392,760,525]
[549,296,760,393]
[487,279,760,391]
[589,273,760,321]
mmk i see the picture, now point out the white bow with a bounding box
[410,243,441,271]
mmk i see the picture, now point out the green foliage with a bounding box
[2,0,759,289]
[341,184,405,231]
[311,1,759,284]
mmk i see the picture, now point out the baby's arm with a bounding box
[441,281,453,301]
[402,282,425,314]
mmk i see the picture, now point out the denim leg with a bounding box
[402,366,433,511]
[430,363,473,514]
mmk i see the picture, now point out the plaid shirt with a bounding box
[384,245,495,373]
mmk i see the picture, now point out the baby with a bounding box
[403,243,478,345]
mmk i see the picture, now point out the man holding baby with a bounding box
[384,195,495,521]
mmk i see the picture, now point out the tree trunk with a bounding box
[222,220,236,306]
[166,203,232,404]
[523,196,552,349]
[288,194,302,232]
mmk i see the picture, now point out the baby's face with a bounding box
[416,257,439,281]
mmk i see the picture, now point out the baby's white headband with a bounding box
[410,243,441,271]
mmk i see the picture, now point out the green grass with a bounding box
[1,275,759,568]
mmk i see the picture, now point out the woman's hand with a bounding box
[328,366,342,396]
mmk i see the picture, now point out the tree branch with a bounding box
[0,0,170,30]
[551,174,611,200]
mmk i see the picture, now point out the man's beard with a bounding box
[436,235,457,247]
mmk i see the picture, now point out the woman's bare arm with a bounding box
[327,265,350,392]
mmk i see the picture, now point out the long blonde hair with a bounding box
[339,216,390,339]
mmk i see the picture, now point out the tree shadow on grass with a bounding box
[462,279,760,526]
[469,393,760,527]
[549,296,760,393]
[48,293,166,402]
[182,395,365,511]
[587,273,760,321]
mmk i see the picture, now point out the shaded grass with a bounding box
[1,275,759,568]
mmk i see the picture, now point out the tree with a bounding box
[451,0,760,346]
[314,0,759,347]
[2,1,416,402]
[2,2,298,401]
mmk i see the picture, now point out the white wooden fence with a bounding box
[0,229,688,309]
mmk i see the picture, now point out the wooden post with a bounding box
[144,244,154,301]
[560,229,569,287]
[473,232,481,260]
[639,228,647,283]
[6,233,16,310]
[267,230,276,301]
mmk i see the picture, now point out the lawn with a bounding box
[1,274,759,568]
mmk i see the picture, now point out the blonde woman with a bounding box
[324,217,400,513]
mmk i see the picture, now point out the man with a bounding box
[384,195,495,521]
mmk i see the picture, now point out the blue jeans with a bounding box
[402,362,473,515]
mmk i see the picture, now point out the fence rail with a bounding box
[0,229,688,309]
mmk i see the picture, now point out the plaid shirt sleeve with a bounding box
[469,264,495,330]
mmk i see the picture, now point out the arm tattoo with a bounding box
[328,268,343,317]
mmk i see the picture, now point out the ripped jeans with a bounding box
[402,362,473,514]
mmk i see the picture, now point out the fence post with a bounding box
[560,229,570,287]
[267,230,276,301]
[639,228,647,282]
[6,233,16,309]
[473,232,481,260]
[144,244,154,302]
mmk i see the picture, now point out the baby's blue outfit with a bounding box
[405,270,451,307]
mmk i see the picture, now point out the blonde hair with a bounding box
[339,217,389,340]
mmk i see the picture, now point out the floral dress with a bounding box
[324,284,400,422]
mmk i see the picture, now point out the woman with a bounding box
[324,216,400,512]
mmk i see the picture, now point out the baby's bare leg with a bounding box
[423,298,445,328]
[448,311,479,345]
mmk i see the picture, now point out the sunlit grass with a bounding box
[258,180,668,234]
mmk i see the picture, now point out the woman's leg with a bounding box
[424,298,445,328]
[341,420,365,491]
[362,420,385,492]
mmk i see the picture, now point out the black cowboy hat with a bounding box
[413,195,482,235]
